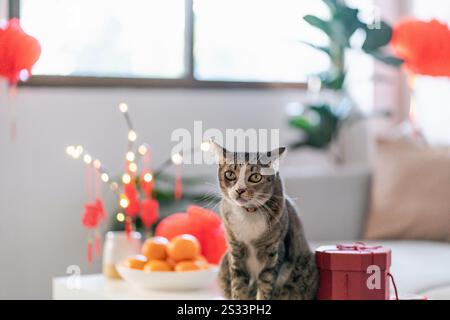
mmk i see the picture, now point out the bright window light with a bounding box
[193,0,330,83]
[20,0,186,78]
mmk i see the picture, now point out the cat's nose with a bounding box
[235,188,246,195]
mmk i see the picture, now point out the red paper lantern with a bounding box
[0,18,41,85]
[391,19,450,76]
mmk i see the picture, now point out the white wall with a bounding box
[0,85,309,299]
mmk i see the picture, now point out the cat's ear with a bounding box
[268,147,287,161]
[208,139,228,164]
[261,147,287,175]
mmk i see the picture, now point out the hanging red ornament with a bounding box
[140,198,160,228]
[124,179,140,217]
[0,18,41,85]
[0,18,41,141]
[140,170,154,197]
[82,198,106,261]
[82,198,105,229]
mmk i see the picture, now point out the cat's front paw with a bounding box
[231,291,248,300]
[256,290,272,300]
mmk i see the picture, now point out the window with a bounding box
[193,0,329,83]
[13,0,333,87]
[20,0,186,79]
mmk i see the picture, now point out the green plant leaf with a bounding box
[362,21,393,52]
[303,15,331,37]
[320,71,346,90]
[333,5,363,46]
[322,0,338,13]
[288,117,314,132]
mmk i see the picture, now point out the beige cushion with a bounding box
[364,138,450,242]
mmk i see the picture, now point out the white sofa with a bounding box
[283,165,450,299]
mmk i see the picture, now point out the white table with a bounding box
[53,274,223,300]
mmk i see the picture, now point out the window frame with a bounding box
[9,0,307,89]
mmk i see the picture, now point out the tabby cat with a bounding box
[213,142,319,300]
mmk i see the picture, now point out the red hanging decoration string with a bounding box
[140,149,154,199]
[94,171,103,257]
[87,238,93,264]
[144,148,151,171]
[175,163,182,201]
[125,216,132,240]
[140,148,154,197]
[95,170,101,199]
[85,165,93,202]
[82,163,106,262]
[94,232,101,257]
[8,86,17,142]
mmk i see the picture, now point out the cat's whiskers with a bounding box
[194,188,223,213]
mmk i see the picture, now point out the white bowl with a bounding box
[116,264,219,291]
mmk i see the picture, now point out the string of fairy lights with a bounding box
[66,102,212,225]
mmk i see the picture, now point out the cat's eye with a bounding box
[224,171,236,181]
[248,173,262,183]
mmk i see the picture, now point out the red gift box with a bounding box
[316,242,392,300]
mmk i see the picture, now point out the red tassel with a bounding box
[87,240,93,264]
[94,233,101,257]
[8,86,17,142]
[175,164,182,201]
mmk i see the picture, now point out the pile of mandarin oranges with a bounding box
[123,234,211,272]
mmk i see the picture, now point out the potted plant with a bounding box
[288,0,402,163]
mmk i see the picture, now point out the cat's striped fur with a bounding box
[214,144,319,300]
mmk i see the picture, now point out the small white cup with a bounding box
[102,231,142,279]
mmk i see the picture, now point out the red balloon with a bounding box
[155,207,228,264]
[0,18,41,85]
